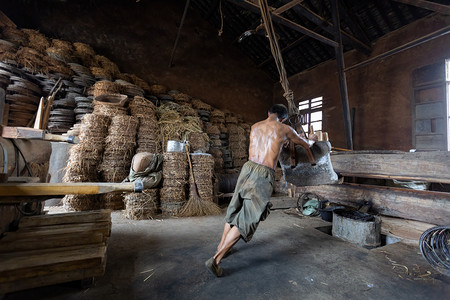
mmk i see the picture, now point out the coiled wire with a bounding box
[419,225,450,276]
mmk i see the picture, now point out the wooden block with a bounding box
[0,263,106,294]
[1,126,44,139]
[19,209,111,228]
[1,222,111,241]
[380,216,436,243]
[296,184,450,225]
[0,231,105,253]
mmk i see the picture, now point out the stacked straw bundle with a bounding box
[1,26,28,46]
[187,132,209,153]
[21,29,49,53]
[189,153,215,202]
[273,167,288,195]
[16,47,47,74]
[93,80,120,98]
[100,115,138,183]
[46,39,74,63]
[100,192,125,211]
[94,55,120,79]
[160,152,188,216]
[0,39,17,62]
[210,109,227,133]
[172,92,190,105]
[149,84,168,96]
[130,96,161,154]
[73,42,96,66]
[62,114,110,211]
[205,124,223,170]
[127,73,151,92]
[124,189,159,220]
[227,124,248,168]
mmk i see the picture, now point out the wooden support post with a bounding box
[331,0,353,150]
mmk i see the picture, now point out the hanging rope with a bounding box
[218,0,224,36]
[258,0,297,116]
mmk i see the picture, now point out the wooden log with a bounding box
[0,231,105,253]
[19,209,111,228]
[296,184,450,225]
[380,216,436,245]
[1,126,44,139]
[330,151,450,183]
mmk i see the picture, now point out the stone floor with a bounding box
[4,208,449,300]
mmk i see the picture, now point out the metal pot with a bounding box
[166,140,186,152]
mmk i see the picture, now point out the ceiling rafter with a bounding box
[393,0,450,15]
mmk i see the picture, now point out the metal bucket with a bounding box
[166,140,186,152]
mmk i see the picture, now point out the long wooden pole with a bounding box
[0,181,142,197]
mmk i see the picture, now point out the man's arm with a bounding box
[285,125,316,165]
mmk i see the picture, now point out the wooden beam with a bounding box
[331,0,353,150]
[287,2,371,53]
[273,0,304,15]
[227,0,338,47]
[330,151,450,183]
[345,24,450,71]
[296,184,450,225]
[393,0,450,16]
[380,216,436,245]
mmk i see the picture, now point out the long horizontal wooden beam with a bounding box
[227,0,338,47]
[296,184,450,225]
[330,150,450,183]
[393,0,450,16]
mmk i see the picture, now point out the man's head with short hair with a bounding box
[269,104,288,121]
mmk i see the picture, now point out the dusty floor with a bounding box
[4,208,450,300]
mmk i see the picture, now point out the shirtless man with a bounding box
[205,104,316,277]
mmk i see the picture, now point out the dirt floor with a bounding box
[4,207,450,300]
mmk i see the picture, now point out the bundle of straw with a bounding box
[160,152,188,216]
[93,80,120,98]
[127,73,151,92]
[227,123,248,169]
[191,99,213,112]
[149,84,168,96]
[90,66,112,81]
[100,192,125,210]
[187,131,209,153]
[73,42,96,66]
[124,189,159,220]
[62,194,100,212]
[179,153,221,217]
[21,29,50,53]
[95,55,120,78]
[1,26,28,46]
[100,115,138,183]
[130,96,161,153]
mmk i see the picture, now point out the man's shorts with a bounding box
[224,160,275,242]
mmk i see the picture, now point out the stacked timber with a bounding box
[0,210,111,295]
[296,151,450,245]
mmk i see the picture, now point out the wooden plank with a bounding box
[330,151,450,183]
[273,0,304,15]
[0,244,106,272]
[0,231,105,253]
[380,216,436,245]
[1,222,111,241]
[296,184,450,225]
[19,209,111,228]
[0,182,137,197]
[0,263,105,294]
[1,126,44,139]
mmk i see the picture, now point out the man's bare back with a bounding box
[249,112,315,169]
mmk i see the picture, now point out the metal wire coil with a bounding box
[419,225,450,276]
